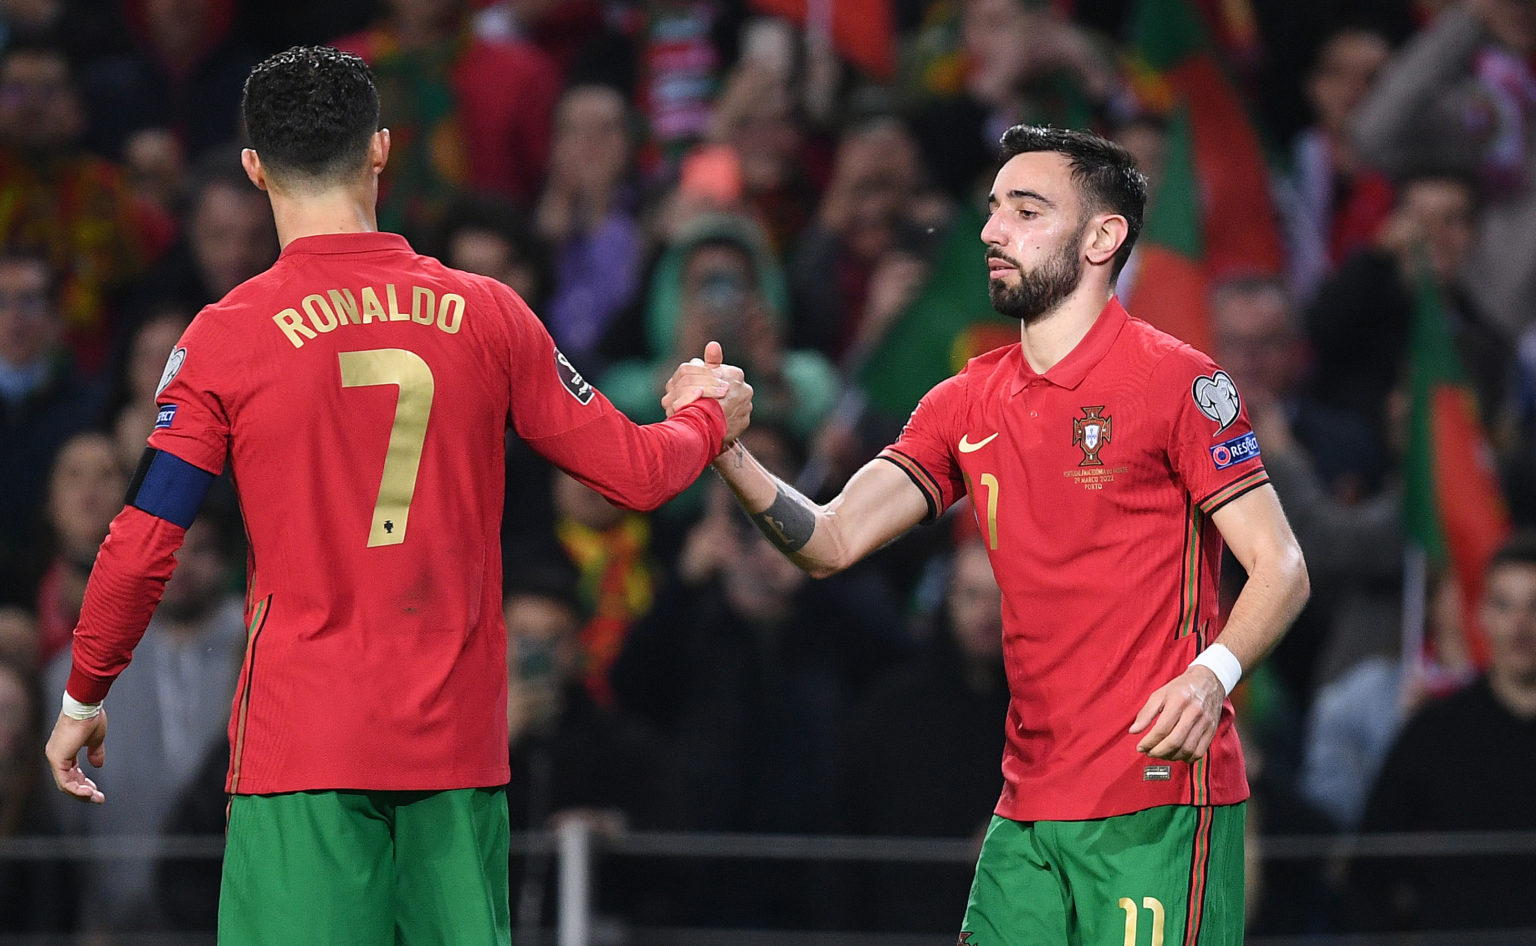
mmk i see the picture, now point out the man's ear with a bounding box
[1085,214,1128,268]
[370,129,390,175]
[241,149,268,192]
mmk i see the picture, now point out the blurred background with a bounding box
[2,0,1536,942]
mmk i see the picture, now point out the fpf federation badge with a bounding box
[1072,406,1112,467]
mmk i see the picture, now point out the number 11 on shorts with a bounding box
[1120,897,1165,946]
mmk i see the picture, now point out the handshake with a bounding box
[662,340,754,447]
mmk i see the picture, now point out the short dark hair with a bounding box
[241,46,379,183]
[998,124,1148,279]
[1490,532,1536,573]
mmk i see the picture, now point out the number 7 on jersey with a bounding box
[339,349,435,547]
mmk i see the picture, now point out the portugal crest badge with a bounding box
[1072,405,1112,466]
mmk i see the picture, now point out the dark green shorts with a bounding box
[960,803,1245,946]
[219,787,510,946]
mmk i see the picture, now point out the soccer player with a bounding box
[675,125,1310,943]
[43,47,751,945]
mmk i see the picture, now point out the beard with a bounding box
[987,229,1084,323]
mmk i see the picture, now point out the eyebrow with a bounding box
[987,189,1056,208]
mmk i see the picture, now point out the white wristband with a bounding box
[61,692,103,720]
[1189,643,1242,696]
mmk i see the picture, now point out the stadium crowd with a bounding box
[1,0,1535,939]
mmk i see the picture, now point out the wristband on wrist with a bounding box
[1189,643,1242,696]
[61,692,103,720]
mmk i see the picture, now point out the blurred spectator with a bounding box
[1305,171,1512,440]
[104,306,192,470]
[0,252,104,593]
[78,0,260,164]
[1214,275,1384,503]
[629,0,742,174]
[1214,275,1390,711]
[503,563,678,928]
[0,0,126,62]
[334,0,561,235]
[1282,25,1395,301]
[0,40,172,374]
[610,425,912,925]
[1347,532,1536,932]
[552,470,657,707]
[1351,0,1536,338]
[0,653,74,934]
[536,83,645,374]
[601,213,839,442]
[837,534,1007,932]
[122,126,188,219]
[125,146,277,333]
[32,440,125,672]
[789,117,942,363]
[434,190,552,308]
[706,56,822,255]
[44,515,244,935]
[910,0,1119,201]
[1298,570,1475,832]
[0,604,37,667]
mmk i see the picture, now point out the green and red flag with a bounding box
[1127,105,1213,354]
[1404,265,1511,668]
[1127,0,1284,288]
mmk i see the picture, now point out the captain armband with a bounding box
[125,448,216,528]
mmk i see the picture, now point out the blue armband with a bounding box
[125,448,215,529]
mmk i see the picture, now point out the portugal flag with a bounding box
[1126,0,1284,337]
[1128,106,1213,354]
[1404,265,1511,668]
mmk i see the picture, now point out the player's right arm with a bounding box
[708,444,930,578]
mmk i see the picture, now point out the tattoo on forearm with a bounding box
[751,483,817,553]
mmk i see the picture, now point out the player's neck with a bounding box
[1017,285,1113,375]
[268,187,381,248]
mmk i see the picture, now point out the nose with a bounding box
[980,211,1004,247]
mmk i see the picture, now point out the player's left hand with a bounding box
[45,709,108,804]
[1128,666,1225,762]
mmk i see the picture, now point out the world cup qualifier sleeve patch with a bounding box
[1191,370,1241,434]
[554,349,594,404]
[1209,431,1261,470]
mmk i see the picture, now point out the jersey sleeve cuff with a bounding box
[1198,467,1270,515]
[877,449,941,522]
[66,666,115,705]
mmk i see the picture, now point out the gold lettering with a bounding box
[329,288,361,325]
[273,308,315,348]
[386,284,408,321]
[302,293,338,332]
[361,286,386,323]
[411,286,435,325]
[437,293,464,334]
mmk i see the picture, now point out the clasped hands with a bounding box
[663,340,753,445]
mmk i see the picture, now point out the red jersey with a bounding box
[880,298,1267,821]
[68,232,725,795]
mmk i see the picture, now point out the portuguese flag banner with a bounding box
[1128,105,1213,354]
[1124,0,1284,350]
[1403,265,1510,668]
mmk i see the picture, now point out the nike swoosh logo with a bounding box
[957,432,999,453]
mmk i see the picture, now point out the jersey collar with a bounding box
[279,232,413,257]
[1011,296,1129,395]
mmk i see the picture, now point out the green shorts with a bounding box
[960,803,1245,946]
[219,787,511,946]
